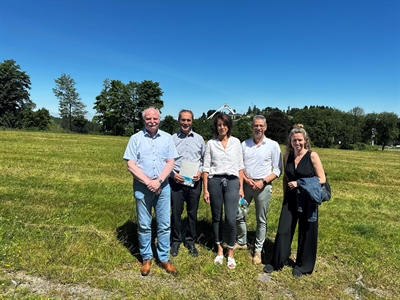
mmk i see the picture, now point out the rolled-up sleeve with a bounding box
[203,142,211,173]
[271,143,282,178]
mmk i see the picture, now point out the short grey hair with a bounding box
[142,107,161,120]
[252,115,267,126]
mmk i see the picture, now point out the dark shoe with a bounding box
[188,245,198,257]
[263,264,274,273]
[160,261,177,274]
[170,243,180,257]
[140,259,151,276]
[292,268,303,278]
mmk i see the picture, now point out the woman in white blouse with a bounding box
[203,113,244,269]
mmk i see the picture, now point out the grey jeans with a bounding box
[236,182,272,252]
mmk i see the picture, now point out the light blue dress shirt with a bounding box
[123,128,178,180]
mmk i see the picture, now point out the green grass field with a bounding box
[1,131,399,299]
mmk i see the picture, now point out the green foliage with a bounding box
[0,59,34,128]
[135,80,164,129]
[343,142,375,150]
[232,117,252,142]
[72,116,89,133]
[159,115,178,134]
[93,79,127,135]
[292,107,350,148]
[23,108,52,130]
[363,112,399,150]
[261,106,283,116]
[93,79,163,136]
[53,73,87,131]
[206,110,216,118]
[265,111,292,144]
[192,118,213,140]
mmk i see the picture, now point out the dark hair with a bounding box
[178,109,194,120]
[286,124,311,153]
[212,112,232,137]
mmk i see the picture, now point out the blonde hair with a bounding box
[286,124,311,153]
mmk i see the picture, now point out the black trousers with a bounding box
[270,193,318,274]
[208,175,239,248]
[169,178,202,247]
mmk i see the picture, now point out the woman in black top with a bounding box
[264,124,326,277]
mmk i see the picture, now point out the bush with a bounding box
[347,142,377,150]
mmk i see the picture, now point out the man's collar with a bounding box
[252,135,266,145]
[143,128,160,138]
[178,130,194,137]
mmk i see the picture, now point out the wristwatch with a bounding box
[262,179,268,186]
[157,177,163,184]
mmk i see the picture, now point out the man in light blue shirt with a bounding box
[236,115,282,265]
[123,107,179,276]
[169,110,205,258]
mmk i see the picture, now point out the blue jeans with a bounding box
[236,182,272,252]
[134,181,171,263]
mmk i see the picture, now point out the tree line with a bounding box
[1,59,399,150]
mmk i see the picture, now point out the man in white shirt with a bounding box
[236,115,282,265]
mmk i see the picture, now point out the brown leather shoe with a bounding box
[160,261,177,274]
[140,259,151,276]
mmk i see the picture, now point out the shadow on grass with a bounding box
[195,217,277,264]
[116,216,278,265]
[194,218,215,251]
[116,218,141,262]
[116,217,160,263]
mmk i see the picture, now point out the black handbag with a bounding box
[321,174,331,202]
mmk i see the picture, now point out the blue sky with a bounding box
[1,0,399,120]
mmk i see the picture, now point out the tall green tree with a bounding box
[93,79,129,135]
[292,107,343,148]
[0,59,34,128]
[53,73,87,131]
[265,111,292,144]
[363,112,399,150]
[93,79,164,135]
[337,107,365,148]
[131,80,164,131]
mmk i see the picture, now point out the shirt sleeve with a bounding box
[166,135,179,161]
[237,139,245,171]
[123,135,138,162]
[198,137,206,172]
[203,141,211,173]
[271,142,282,178]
